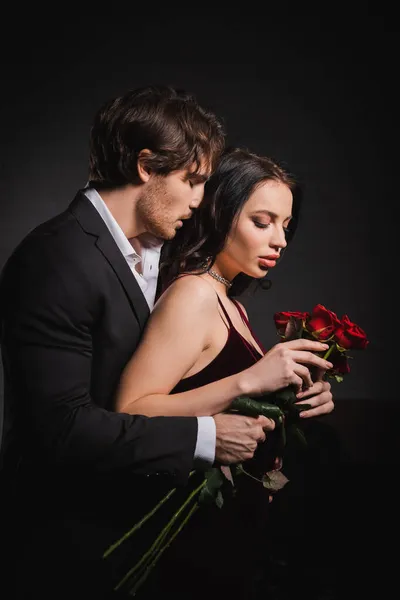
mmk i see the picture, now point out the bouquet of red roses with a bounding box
[104,303,368,596]
[230,303,369,460]
[274,303,369,381]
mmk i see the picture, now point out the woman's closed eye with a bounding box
[252,219,291,235]
[253,219,270,229]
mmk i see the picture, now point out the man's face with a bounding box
[136,164,210,240]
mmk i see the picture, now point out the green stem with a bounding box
[238,465,264,484]
[103,487,176,558]
[123,516,176,591]
[114,478,206,591]
[323,343,336,361]
[103,471,196,559]
[281,421,286,447]
[128,503,200,597]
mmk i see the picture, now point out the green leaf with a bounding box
[198,468,225,506]
[234,463,245,478]
[215,490,224,510]
[290,425,308,446]
[230,395,260,417]
[262,470,290,492]
[230,395,284,423]
[280,422,286,448]
[264,385,297,410]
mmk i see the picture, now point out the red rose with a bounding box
[274,311,309,336]
[329,349,351,375]
[305,304,341,341]
[334,315,369,350]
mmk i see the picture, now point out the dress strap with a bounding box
[216,295,234,329]
[231,299,266,354]
[232,298,250,326]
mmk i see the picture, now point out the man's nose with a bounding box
[190,193,204,210]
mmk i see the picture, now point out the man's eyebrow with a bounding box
[252,209,292,220]
[185,172,209,183]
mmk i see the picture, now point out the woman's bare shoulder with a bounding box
[154,274,218,314]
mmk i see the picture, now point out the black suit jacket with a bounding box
[0,191,198,598]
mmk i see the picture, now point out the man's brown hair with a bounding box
[88,85,225,189]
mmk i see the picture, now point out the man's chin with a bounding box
[165,223,186,239]
[165,226,181,240]
[147,225,175,241]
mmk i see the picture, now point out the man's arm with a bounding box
[0,244,198,480]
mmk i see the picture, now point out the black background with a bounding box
[0,10,397,597]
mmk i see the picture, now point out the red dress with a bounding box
[171,295,265,392]
[138,294,279,599]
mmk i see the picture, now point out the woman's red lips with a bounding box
[259,255,279,269]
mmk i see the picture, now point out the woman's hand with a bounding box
[296,379,334,417]
[239,338,333,397]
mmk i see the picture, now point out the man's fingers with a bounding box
[256,415,276,432]
[255,428,266,443]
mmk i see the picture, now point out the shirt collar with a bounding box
[84,187,163,258]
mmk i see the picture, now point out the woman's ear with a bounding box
[137,149,153,183]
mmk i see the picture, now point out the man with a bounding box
[0,85,333,598]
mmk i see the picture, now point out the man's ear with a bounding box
[137,149,153,183]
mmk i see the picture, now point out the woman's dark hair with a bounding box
[159,146,302,296]
[88,85,225,189]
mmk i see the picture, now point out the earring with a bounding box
[202,256,213,270]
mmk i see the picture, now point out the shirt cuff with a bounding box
[194,416,216,470]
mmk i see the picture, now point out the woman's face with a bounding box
[219,180,293,279]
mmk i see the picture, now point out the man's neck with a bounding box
[97,185,144,239]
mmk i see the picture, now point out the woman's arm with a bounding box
[116,276,244,417]
[116,276,333,417]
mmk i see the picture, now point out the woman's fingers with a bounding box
[293,364,313,390]
[284,339,329,352]
[291,350,333,371]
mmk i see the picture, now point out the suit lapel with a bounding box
[69,191,150,331]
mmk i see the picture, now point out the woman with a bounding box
[113,147,333,598]
[116,148,332,418]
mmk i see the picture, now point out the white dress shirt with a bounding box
[84,187,161,309]
[84,187,216,468]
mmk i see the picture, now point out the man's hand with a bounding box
[295,380,334,418]
[213,413,275,465]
